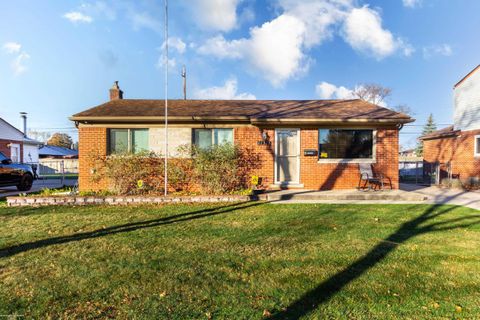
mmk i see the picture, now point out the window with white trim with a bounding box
[318,129,374,159]
[108,129,149,154]
[475,135,480,157]
[193,128,233,149]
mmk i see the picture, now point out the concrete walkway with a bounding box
[400,183,480,211]
[0,179,77,199]
[264,185,479,211]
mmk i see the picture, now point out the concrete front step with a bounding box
[258,190,428,202]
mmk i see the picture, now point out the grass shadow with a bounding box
[270,200,480,319]
[0,201,264,259]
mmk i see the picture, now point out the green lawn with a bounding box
[0,202,479,319]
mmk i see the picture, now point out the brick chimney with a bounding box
[109,81,123,101]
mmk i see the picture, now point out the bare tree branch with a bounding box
[353,84,392,105]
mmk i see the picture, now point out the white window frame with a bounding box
[108,128,149,154]
[475,135,480,157]
[317,129,377,164]
[192,128,234,147]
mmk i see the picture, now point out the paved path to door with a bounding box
[267,185,479,211]
[0,179,77,199]
[400,183,480,211]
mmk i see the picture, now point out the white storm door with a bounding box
[275,129,300,184]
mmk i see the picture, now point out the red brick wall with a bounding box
[299,128,398,190]
[234,126,275,187]
[235,126,399,190]
[78,125,400,191]
[0,139,23,162]
[78,126,108,191]
[423,129,480,182]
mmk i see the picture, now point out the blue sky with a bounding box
[0,0,479,147]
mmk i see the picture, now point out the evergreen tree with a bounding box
[416,113,437,156]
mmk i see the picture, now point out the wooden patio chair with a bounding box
[357,163,392,191]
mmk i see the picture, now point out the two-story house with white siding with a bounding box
[421,65,480,186]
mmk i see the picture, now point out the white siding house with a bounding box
[454,65,480,131]
[0,117,41,163]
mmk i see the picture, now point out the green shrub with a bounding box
[192,143,260,194]
[91,145,260,196]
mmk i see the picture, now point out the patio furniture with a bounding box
[357,163,392,191]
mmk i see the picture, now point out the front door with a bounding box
[275,129,300,184]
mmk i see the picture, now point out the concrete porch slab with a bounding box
[258,189,428,202]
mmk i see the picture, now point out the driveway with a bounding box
[400,183,480,211]
[0,179,77,199]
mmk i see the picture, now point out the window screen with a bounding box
[109,129,129,154]
[193,129,233,148]
[131,129,149,154]
[194,129,213,149]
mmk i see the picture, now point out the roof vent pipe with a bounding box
[20,112,27,137]
[181,65,186,100]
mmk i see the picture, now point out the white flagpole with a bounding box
[164,0,168,196]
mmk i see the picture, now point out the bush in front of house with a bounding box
[92,151,195,195]
[91,144,261,195]
[191,143,261,194]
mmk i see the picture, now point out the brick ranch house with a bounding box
[70,82,413,192]
[421,65,480,185]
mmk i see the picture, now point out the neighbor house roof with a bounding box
[420,126,460,140]
[0,117,42,144]
[39,145,78,158]
[70,99,413,125]
[454,65,480,88]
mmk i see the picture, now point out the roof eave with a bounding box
[70,116,413,125]
[251,118,414,125]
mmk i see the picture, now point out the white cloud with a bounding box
[243,14,309,87]
[315,81,390,106]
[2,42,30,76]
[403,0,422,8]
[194,78,256,99]
[11,52,30,75]
[3,42,21,54]
[197,35,244,59]
[193,0,240,32]
[161,37,187,54]
[342,6,411,59]
[423,44,453,59]
[80,1,117,20]
[155,56,176,69]
[63,11,93,23]
[278,0,352,48]
[315,81,355,99]
[198,15,309,87]
[130,11,161,32]
[197,0,411,86]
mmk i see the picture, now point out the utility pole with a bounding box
[182,65,186,100]
[164,0,169,196]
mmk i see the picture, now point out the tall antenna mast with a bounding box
[181,65,186,100]
[164,0,169,196]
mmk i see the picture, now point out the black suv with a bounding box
[0,151,35,191]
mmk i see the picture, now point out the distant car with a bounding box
[0,151,35,191]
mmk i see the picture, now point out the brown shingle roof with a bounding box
[70,99,413,124]
[420,126,460,140]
